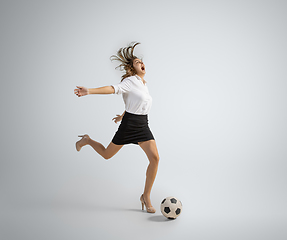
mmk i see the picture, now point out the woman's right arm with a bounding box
[74,86,115,97]
[88,86,115,94]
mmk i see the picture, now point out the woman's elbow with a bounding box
[109,86,116,94]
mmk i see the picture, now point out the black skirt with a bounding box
[112,111,155,145]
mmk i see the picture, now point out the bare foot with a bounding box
[76,134,90,151]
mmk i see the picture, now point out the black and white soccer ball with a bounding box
[160,196,182,219]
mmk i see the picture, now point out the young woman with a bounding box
[74,42,159,213]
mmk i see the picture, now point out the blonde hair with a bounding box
[110,42,141,81]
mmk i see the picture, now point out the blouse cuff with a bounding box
[111,85,118,94]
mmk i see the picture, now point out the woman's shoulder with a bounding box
[121,75,137,83]
[124,75,137,80]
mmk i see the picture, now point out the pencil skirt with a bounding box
[112,111,155,145]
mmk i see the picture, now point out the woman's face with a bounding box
[133,58,146,75]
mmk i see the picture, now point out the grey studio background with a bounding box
[0,0,286,239]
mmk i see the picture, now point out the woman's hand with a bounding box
[74,86,89,97]
[112,114,122,124]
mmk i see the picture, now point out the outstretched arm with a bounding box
[88,86,115,95]
[74,86,115,97]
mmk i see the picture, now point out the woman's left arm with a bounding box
[112,111,125,123]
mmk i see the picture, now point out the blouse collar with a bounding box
[135,75,147,85]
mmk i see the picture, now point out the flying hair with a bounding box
[110,42,141,82]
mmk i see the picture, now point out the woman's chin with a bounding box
[137,71,146,76]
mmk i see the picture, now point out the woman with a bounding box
[74,42,159,213]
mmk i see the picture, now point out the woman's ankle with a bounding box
[82,135,90,145]
[143,192,150,198]
[143,193,152,204]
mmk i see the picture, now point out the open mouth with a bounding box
[141,66,145,71]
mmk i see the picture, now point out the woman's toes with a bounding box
[76,140,82,151]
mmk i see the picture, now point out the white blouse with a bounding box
[111,75,152,115]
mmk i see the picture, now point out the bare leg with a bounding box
[138,140,160,208]
[76,134,123,160]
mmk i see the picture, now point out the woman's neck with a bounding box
[136,73,145,81]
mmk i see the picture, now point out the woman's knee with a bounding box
[103,152,113,160]
[150,154,160,164]
[103,143,123,160]
[103,150,118,160]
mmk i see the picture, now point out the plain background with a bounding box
[0,0,286,239]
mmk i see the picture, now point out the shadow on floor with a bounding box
[126,209,172,222]
[148,215,174,222]
[9,199,174,222]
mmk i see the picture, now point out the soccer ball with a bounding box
[160,196,182,219]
